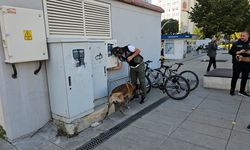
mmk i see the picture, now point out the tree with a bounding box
[189,0,250,38]
[161,19,179,34]
[193,27,204,39]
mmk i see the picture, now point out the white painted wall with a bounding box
[0,0,51,141]
[109,0,162,82]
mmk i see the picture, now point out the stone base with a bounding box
[203,76,250,92]
[203,68,250,91]
[53,103,115,137]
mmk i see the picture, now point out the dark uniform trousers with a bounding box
[231,63,250,92]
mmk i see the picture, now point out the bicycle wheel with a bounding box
[145,75,151,94]
[164,75,190,100]
[147,69,163,88]
[179,70,199,91]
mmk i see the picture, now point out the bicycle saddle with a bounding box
[161,65,171,69]
[175,63,183,66]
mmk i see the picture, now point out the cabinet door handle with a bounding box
[104,66,107,74]
[68,76,72,86]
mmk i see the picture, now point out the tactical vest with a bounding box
[123,46,144,67]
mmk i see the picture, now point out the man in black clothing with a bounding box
[234,50,250,131]
[229,31,250,96]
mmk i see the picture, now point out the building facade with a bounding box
[0,0,163,140]
[152,0,196,33]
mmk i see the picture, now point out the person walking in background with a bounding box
[229,31,250,96]
[206,38,218,72]
[196,45,203,55]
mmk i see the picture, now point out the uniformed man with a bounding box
[229,31,250,96]
[111,45,146,104]
[234,48,250,130]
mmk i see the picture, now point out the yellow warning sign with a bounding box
[23,30,32,40]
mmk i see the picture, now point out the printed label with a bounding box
[23,30,32,40]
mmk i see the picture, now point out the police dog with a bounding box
[109,82,136,113]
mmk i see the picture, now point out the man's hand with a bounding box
[109,61,122,70]
[236,49,246,55]
[127,56,133,62]
[236,55,243,61]
[127,48,141,62]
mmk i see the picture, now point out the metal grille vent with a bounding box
[45,0,85,36]
[84,1,111,38]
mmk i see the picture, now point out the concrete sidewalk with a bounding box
[1,51,250,150]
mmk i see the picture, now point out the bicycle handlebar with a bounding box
[145,60,153,64]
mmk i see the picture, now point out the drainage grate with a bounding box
[76,96,168,150]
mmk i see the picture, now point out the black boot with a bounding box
[139,96,145,104]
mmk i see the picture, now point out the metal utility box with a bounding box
[0,6,48,63]
[105,40,118,68]
[90,41,108,100]
[47,42,94,123]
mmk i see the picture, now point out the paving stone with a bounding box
[37,122,58,140]
[170,128,227,150]
[50,128,102,150]
[188,112,233,129]
[226,141,250,150]
[191,91,209,99]
[13,135,63,150]
[0,139,17,150]
[121,126,167,145]
[198,99,239,114]
[158,138,211,150]
[230,130,250,145]
[206,95,242,105]
[180,120,231,139]
[159,101,195,113]
[194,107,236,121]
[238,102,250,118]
[102,134,159,150]
[94,145,112,150]
[152,106,190,119]
[233,116,250,134]
[208,92,242,101]
[94,118,117,132]
[143,109,186,126]
[131,118,177,136]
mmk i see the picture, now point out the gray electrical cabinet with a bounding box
[46,42,95,123]
[90,41,108,100]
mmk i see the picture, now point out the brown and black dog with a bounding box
[109,82,136,113]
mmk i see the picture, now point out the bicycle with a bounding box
[171,63,199,91]
[146,60,199,91]
[145,60,190,100]
[159,58,199,91]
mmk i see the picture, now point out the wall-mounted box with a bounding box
[0,6,48,63]
[105,40,118,68]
